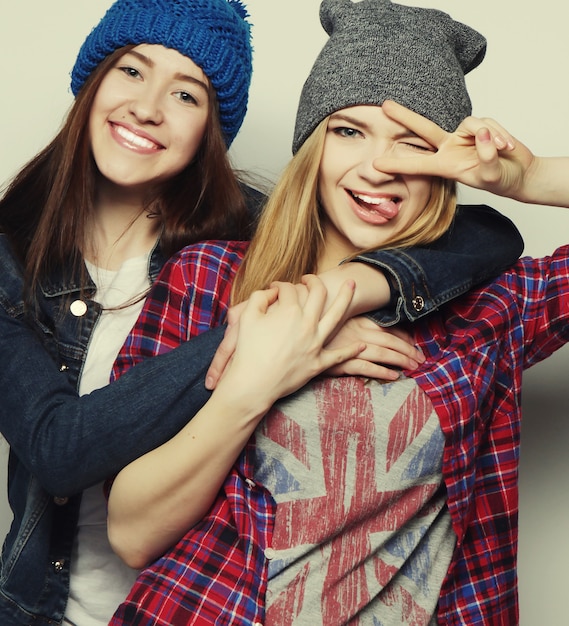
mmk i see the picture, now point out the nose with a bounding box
[357,143,397,184]
[128,88,164,125]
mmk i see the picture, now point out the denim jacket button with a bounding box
[70,300,88,317]
[53,496,68,506]
[52,559,65,573]
[412,295,425,312]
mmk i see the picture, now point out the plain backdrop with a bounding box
[1,2,568,624]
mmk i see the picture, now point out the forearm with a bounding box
[107,388,268,568]
[515,157,569,208]
[108,279,363,567]
[354,204,524,324]
[318,261,391,317]
[318,206,523,326]
[0,310,224,495]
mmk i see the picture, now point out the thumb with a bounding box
[205,324,238,390]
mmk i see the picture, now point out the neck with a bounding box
[86,177,160,270]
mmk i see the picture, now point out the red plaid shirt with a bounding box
[110,240,569,625]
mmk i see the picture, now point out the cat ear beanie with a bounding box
[293,0,486,153]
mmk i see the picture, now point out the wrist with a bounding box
[212,375,273,427]
[316,263,390,319]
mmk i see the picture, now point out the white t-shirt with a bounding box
[64,252,151,626]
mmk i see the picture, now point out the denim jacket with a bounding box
[355,204,524,326]
[0,204,522,625]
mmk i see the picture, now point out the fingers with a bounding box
[302,274,356,342]
[273,274,356,344]
[355,339,423,370]
[381,100,447,147]
[373,101,451,176]
[374,104,518,184]
[325,338,423,381]
[205,324,237,390]
[322,315,425,380]
[219,279,364,403]
[344,320,422,360]
[373,154,438,177]
[205,299,261,390]
[327,358,401,381]
[460,116,516,152]
[270,279,310,307]
[382,100,516,157]
[472,127,504,185]
[333,328,423,372]
[298,275,364,370]
[244,286,279,317]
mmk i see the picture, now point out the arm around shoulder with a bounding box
[352,204,524,324]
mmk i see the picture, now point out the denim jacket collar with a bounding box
[38,237,166,298]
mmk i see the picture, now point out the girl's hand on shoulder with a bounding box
[213,276,364,409]
[373,100,535,202]
[324,315,425,380]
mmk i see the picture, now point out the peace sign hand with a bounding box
[373,100,535,202]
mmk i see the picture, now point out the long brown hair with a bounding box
[232,116,457,304]
[0,45,250,296]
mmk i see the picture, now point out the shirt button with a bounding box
[52,559,65,572]
[254,622,263,626]
[53,496,69,506]
[245,478,256,489]
[264,547,276,560]
[411,295,425,312]
[70,299,88,317]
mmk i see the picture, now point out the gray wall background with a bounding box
[1,2,567,623]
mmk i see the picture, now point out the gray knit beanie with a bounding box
[292,0,486,154]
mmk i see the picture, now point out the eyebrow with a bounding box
[124,49,209,93]
[329,111,422,139]
[330,112,372,132]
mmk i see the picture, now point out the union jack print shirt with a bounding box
[257,376,455,624]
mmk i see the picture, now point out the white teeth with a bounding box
[352,192,396,205]
[115,125,157,150]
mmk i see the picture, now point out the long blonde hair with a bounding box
[232,115,457,304]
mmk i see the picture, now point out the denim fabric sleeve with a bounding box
[0,305,223,496]
[351,204,524,326]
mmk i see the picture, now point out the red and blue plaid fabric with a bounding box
[411,245,569,624]
[111,241,274,626]
[110,241,569,625]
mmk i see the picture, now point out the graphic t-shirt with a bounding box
[255,376,455,625]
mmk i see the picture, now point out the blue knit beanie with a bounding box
[71,0,253,146]
[293,0,486,153]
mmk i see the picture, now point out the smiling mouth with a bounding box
[348,191,401,218]
[113,124,163,151]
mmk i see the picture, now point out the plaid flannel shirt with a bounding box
[110,240,569,625]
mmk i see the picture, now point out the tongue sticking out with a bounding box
[350,191,400,221]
